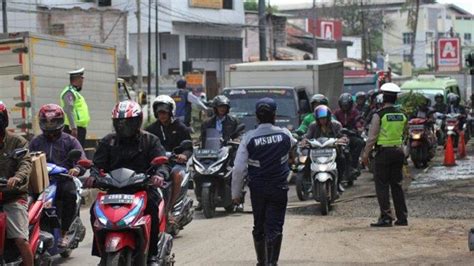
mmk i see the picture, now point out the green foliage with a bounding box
[244,0,258,11]
[397,91,427,117]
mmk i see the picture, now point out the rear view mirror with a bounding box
[9,148,28,160]
[138,91,148,105]
[77,159,93,169]
[299,99,310,114]
[179,140,193,151]
[151,156,169,166]
[67,149,83,162]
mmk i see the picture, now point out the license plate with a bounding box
[102,194,134,205]
[195,149,219,158]
[312,148,333,157]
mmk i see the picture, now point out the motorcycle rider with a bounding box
[29,104,86,248]
[433,93,448,114]
[362,83,408,227]
[199,95,244,211]
[145,95,192,221]
[334,93,365,176]
[0,102,34,266]
[303,105,347,192]
[355,91,369,118]
[84,100,170,265]
[295,94,329,135]
[170,79,208,127]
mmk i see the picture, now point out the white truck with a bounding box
[0,32,121,143]
[224,60,344,130]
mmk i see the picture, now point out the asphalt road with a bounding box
[53,148,474,265]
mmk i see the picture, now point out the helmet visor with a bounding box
[40,117,64,131]
[315,108,329,119]
[113,117,141,138]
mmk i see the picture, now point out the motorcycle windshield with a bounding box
[204,128,221,150]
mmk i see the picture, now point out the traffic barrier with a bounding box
[444,134,456,166]
[458,131,466,159]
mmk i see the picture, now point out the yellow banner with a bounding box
[190,0,222,9]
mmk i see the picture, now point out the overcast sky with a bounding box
[269,0,474,15]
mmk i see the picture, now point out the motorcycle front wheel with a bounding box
[315,182,329,216]
[106,248,132,266]
[202,187,216,219]
[295,173,310,201]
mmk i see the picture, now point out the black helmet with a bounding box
[310,94,329,108]
[338,93,354,111]
[177,79,187,89]
[434,92,444,102]
[355,91,367,101]
[448,93,460,106]
[213,95,230,114]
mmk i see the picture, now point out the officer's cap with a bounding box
[256,97,277,113]
[68,67,85,77]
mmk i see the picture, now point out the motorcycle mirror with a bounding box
[151,156,169,166]
[9,148,28,160]
[67,149,83,161]
[179,140,193,151]
[77,159,93,169]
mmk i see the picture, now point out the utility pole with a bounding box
[2,0,7,33]
[409,0,420,67]
[258,0,267,61]
[147,0,151,121]
[136,0,143,93]
[155,0,159,96]
[360,1,367,71]
[368,28,373,71]
[312,0,317,60]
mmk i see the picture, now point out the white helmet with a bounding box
[380,82,401,93]
[152,95,176,116]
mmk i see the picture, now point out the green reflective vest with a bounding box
[376,106,407,147]
[60,86,90,128]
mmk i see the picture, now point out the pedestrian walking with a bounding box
[232,98,296,265]
[60,67,90,146]
[362,83,409,227]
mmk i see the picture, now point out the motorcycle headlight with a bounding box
[299,155,307,164]
[412,133,422,140]
[94,202,108,226]
[118,198,144,228]
[192,158,205,174]
[447,125,455,131]
[207,163,222,174]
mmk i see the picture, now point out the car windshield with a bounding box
[223,88,296,118]
[401,89,442,104]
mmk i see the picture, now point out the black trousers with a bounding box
[349,135,364,169]
[56,178,78,232]
[90,188,161,257]
[373,148,408,221]
[249,181,288,242]
[64,125,87,147]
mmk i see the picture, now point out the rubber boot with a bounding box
[253,236,266,266]
[266,234,283,266]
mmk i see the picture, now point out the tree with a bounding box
[244,0,258,11]
[405,0,421,66]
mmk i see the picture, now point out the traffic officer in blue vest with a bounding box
[232,97,296,266]
[362,83,409,227]
[170,79,208,127]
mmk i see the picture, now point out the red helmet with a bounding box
[38,104,65,131]
[0,101,8,129]
[112,100,143,138]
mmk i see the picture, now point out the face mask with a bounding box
[76,86,82,92]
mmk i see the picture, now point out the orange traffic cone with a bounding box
[458,131,467,159]
[444,134,456,166]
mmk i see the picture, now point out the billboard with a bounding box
[436,38,461,72]
[307,19,342,41]
[189,0,222,9]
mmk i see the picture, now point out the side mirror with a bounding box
[67,149,83,162]
[179,140,193,151]
[77,159,93,169]
[230,124,246,139]
[151,156,169,166]
[299,99,310,114]
[138,91,148,105]
[9,148,28,160]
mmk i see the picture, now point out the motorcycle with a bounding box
[445,113,462,147]
[434,112,446,146]
[30,149,87,262]
[0,148,48,265]
[301,137,347,215]
[191,125,245,219]
[79,156,174,266]
[408,118,436,168]
[165,140,194,237]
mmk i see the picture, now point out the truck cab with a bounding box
[222,86,310,131]
[401,75,461,104]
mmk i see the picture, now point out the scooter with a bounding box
[31,149,86,261]
[166,140,194,237]
[0,148,48,265]
[302,137,347,215]
[79,156,174,266]
[408,118,436,168]
[434,112,446,146]
[445,113,462,147]
[191,125,245,219]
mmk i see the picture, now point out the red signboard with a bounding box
[307,19,342,41]
[436,38,461,72]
